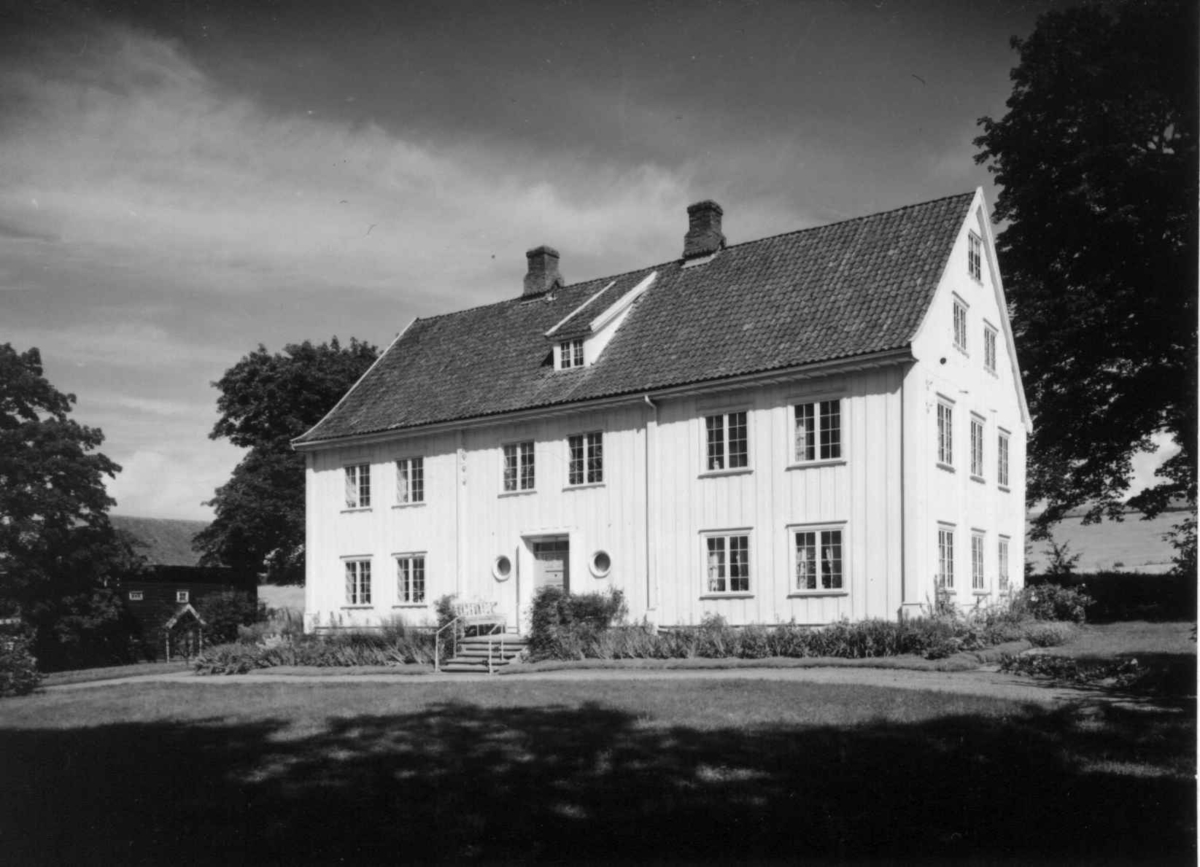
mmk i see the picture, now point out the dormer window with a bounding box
[557,339,584,370]
[968,232,982,282]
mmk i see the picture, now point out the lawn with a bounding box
[1,678,1193,865]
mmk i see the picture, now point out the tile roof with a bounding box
[295,191,975,445]
[110,516,209,567]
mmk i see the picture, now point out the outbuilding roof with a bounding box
[295,191,975,446]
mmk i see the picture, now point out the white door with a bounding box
[532,539,570,593]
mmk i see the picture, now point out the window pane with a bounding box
[397,460,410,504]
[587,431,603,484]
[706,415,724,470]
[397,558,409,602]
[795,403,814,462]
[412,458,424,503]
[568,435,584,486]
[345,561,355,603]
[820,400,841,460]
[503,445,517,491]
[345,466,357,508]
[520,442,535,490]
[413,557,425,603]
[821,530,843,589]
[361,561,371,604]
[795,532,816,590]
[729,535,749,592]
[728,412,748,468]
[706,537,726,593]
[358,465,370,508]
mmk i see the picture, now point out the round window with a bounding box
[492,555,513,581]
[590,550,612,578]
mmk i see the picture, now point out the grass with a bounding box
[1039,620,1195,660]
[40,660,192,686]
[1,677,1193,864]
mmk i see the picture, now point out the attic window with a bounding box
[968,232,983,282]
[558,339,584,370]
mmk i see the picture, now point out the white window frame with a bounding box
[344,558,372,606]
[997,430,1011,490]
[128,590,144,601]
[937,525,955,591]
[344,463,371,510]
[998,536,1011,593]
[702,410,750,474]
[394,553,426,605]
[700,530,752,597]
[501,441,536,493]
[970,414,985,481]
[567,431,604,487]
[983,323,998,374]
[557,338,585,370]
[953,296,968,354]
[394,456,424,506]
[175,590,189,603]
[968,231,983,282]
[971,531,986,592]
[937,398,954,469]
[791,398,843,465]
[788,522,848,596]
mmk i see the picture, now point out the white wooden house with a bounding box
[293,189,1029,632]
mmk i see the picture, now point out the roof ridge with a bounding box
[410,191,975,325]
[719,190,977,253]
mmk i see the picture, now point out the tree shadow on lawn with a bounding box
[1,699,1194,866]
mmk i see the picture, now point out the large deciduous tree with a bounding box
[974,0,1197,540]
[196,338,379,584]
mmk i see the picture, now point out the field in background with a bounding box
[258,584,304,612]
[1026,507,1187,574]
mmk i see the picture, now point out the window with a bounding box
[568,432,604,485]
[590,550,612,578]
[937,526,955,590]
[344,464,371,509]
[968,231,983,282]
[705,534,750,594]
[970,416,985,480]
[395,457,424,504]
[971,532,986,591]
[128,590,144,601]
[176,591,189,603]
[998,537,1011,592]
[793,527,844,592]
[492,555,513,581]
[503,442,535,492]
[937,401,954,467]
[984,326,998,374]
[705,411,748,471]
[953,298,968,352]
[345,559,371,605]
[794,400,841,463]
[998,431,1010,488]
[395,555,425,604]
[558,338,584,370]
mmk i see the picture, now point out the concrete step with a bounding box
[459,636,527,645]
[440,662,494,673]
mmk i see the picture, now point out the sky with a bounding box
[0,0,1174,520]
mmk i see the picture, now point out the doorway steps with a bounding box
[440,634,528,673]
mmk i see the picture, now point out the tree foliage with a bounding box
[196,338,379,583]
[974,0,1198,537]
[0,344,129,603]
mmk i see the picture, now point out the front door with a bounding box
[532,539,570,593]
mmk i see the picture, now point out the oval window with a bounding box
[590,550,612,578]
[492,555,513,581]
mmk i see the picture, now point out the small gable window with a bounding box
[345,464,371,509]
[128,590,144,601]
[937,400,954,468]
[984,325,998,374]
[503,442,536,492]
[705,412,748,472]
[568,432,604,486]
[953,298,968,353]
[176,591,189,604]
[558,339,584,370]
[968,232,983,282]
[396,457,424,505]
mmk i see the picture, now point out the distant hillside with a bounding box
[1026,504,1192,575]
[109,516,208,567]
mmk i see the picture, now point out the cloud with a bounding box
[104,445,236,521]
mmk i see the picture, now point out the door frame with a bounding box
[517,527,573,634]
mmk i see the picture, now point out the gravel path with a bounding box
[43,665,1098,705]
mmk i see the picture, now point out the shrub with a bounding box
[27,589,145,671]
[999,653,1143,687]
[196,591,264,646]
[1028,570,1195,622]
[1012,584,1093,623]
[0,625,42,697]
[1021,621,1078,648]
[527,587,626,659]
[193,625,437,674]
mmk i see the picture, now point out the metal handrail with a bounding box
[434,615,464,673]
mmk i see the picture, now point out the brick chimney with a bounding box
[524,245,563,297]
[683,200,725,260]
